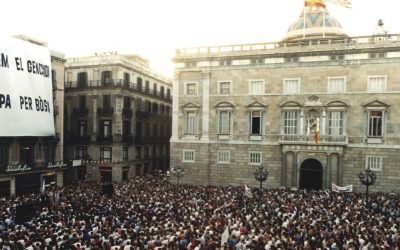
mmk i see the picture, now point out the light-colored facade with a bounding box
[0,36,66,197]
[171,4,400,192]
[64,53,172,182]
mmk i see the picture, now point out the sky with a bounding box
[3,0,400,77]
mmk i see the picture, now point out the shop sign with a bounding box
[5,164,31,173]
[47,161,67,169]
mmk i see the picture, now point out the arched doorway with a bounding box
[299,158,323,190]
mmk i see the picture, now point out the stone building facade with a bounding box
[0,36,66,197]
[64,53,172,182]
[171,3,400,192]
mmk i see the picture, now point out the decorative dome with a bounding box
[283,5,347,41]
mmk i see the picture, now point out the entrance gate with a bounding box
[299,158,323,190]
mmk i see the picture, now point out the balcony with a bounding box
[73,107,89,117]
[97,135,113,144]
[97,107,114,116]
[122,108,133,117]
[122,134,134,143]
[280,134,347,144]
[65,79,172,103]
[68,135,91,144]
[134,136,171,145]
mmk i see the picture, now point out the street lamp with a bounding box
[157,169,169,181]
[254,165,269,193]
[170,166,184,187]
[358,165,377,208]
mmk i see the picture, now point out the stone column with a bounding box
[292,152,298,188]
[325,154,331,189]
[281,152,287,187]
[201,72,211,141]
[171,77,180,141]
[337,154,343,186]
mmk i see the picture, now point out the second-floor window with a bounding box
[78,120,87,137]
[77,72,88,87]
[367,76,386,92]
[219,81,232,95]
[218,110,231,135]
[185,111,196,135]
[284,111,298,135]
[328,77,346,93]
[75,146,87,159]
[100,120,112,138]
[368,111,383,137]
[101,71,112,85]
[250,110,262,135]
[327,111,344,136]
[100,147,112,160]
[366,156,382,171]
[249,80,264,95]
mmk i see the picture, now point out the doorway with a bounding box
[299,158,323,190]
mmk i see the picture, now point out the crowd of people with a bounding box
[0,176,399,249]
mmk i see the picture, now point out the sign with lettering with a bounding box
[47,161,67,169]
[5,164,32,173]
[0,36,54,136]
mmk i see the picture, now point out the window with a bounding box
[100,147,112,160]
[136,146,141,159]
[218,110,231,134]
[249,80,264,95]
[78,120,87,137]
[145,101,151,112]
[249,152,262,165]
[144,147,149,158]
[250,111,262,135]
[153,83,157,93]
[152,103,158,113]
[136,98,142,111]
[327,111,344,136]
[368,76,387,92]
[0,144,9,167]
[217,151,230,164]
[101,71,112,85]
[100,120,112,138]
[137,77,143,91]
[77,72,88,87]
[136,122,142,136]
[167,88,171,97]
[366,156,382,171]
[153,145,157,157]
[145,80,150,93]
[283,78,300,94]
[183,150,195,163]
[122,147,128,161]
[75,146,87,159]
[20,145,34,167]
[368,111,383,137]
[145,123,150,137]
[123,120,131,135]
[185,111,196,135]
[123,96,131,109]
[103,95,111,108]
[123,72,130,85]
[284,111,298,135]
[160,86,165,96]
[328,77,346,93]
[153,124,158,136]
[218,81,232,95]
[79,95,86,108]
[185,82,197,96]
[43,143,56,163]
[160,104,165,115]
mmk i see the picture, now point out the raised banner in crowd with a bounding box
[332,183,353,193]
[0,36,54,136]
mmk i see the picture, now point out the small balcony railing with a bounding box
[280,134,347,144]
[97,107,114,116]
[73,107,89,116]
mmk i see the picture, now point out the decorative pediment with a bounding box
[181,102,201,109]
[304,95,323,107]
[280,101,302,108]
[247,101,267,109]
[215,102,235,109]
[325,100,349,107]
[362,99,389,108]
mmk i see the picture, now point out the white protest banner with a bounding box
[332,183,353,193]
[0,36,54,136]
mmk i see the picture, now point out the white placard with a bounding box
[0,36,55,136]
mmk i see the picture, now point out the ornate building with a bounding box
[64,53,172,182]
[0,36,66,197]
[171,1,400,192]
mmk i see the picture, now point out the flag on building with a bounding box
[314,121,319,144]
